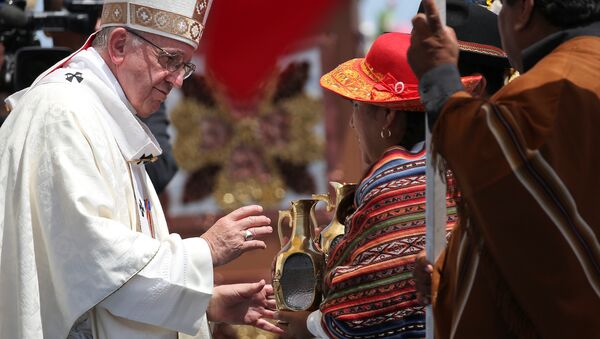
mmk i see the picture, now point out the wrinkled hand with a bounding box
[407,0,459,79]
[413,250,433,305]
[201,205,272,266]
[207,280,284,335]
[274,310,312,339]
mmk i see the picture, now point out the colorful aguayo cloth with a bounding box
[321,145,457,338]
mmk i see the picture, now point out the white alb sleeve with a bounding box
[98,236,214,335]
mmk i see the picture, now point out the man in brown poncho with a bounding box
[408,0,600,338]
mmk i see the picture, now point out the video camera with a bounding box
[0,0,103,92]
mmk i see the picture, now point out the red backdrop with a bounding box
[201,0,342,110]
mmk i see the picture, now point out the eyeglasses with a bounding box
[125,28,196,79]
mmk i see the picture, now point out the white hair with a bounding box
[92,27,143,51]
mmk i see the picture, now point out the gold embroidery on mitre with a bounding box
[101,2,205,45]
[193,0,210,24]
[154,12,169,29]
[102,3,126,25]
[134,6,152,25]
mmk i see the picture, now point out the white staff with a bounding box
[425,1,446,338]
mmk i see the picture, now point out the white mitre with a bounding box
[100,0,213,49]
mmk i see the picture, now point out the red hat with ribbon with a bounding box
[320,32,481,111]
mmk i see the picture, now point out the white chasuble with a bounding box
[0,45,213,339]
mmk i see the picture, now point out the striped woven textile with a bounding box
[320,144,457,338]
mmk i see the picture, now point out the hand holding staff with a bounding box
[407,0,458,79]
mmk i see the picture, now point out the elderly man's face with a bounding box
[116,31,194,117]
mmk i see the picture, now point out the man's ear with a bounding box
[515,0,535,32]
[108,28,128,66]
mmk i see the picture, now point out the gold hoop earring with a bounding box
[380,128,392,139]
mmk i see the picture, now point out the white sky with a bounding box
[359,0,421,51]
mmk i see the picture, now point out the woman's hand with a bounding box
[413,250,433,305]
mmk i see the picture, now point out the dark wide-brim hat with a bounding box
[418,0,510,69]
[320,33,481,111]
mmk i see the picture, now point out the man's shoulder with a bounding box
[495,39,600,101]
[556,35,600,55]
[30,68,97,96]
[26,82,87,103]
[8,79,109,144]
[532,37,600,80]
[550,36,600,85]
[24,77,101,113]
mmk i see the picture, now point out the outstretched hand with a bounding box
[201,205,272,266]
[413,250,434,305]
[207,280,284,335]
[407,0,459,79]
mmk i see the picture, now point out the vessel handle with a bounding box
[312,193,334,212]
[277,210,292,247]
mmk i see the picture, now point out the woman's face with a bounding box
[350,102,387,166]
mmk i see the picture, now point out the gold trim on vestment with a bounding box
[101,2,204,46]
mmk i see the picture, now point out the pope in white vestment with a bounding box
[0,0,284,337]
[0,42,214,338]
[0,0,233,337]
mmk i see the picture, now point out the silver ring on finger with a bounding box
[243,229,254,241]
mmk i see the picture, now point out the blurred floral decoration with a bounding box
[172,62,324,211]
